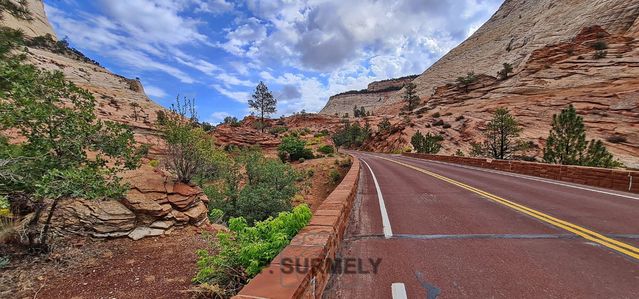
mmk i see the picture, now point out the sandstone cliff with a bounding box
[319,75,416,116]
[320,0,639,168]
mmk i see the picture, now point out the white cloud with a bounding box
[144,84,168,98]
[207,111,232,123]
[216,73,254,87]
[213,84,250,103]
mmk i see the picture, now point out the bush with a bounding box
[318,145,335,155]
[432,112,441,118]
[411,131,443,154]
[159,97,228,184]
[268,126,287,135]
[206,152,299,225]
[433,119,444,126]
[442,123,451,129]
[329,169,342,185]
[278,135,314,162]
[593,50,607,59]
[223,116,240,127]
[149,159,159,168]
[298,157,305,163]
[194,205,312,297]
[455,115,465,121]
[593,40,608,51]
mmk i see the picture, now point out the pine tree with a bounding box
[484,108,522,159]
[497,63,513,80]
[402,83,420,112]
[248,81,277,133]
[582,140,622,168]
[543,105,586,165]
[543,105,620,168]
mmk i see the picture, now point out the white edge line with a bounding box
[391,283,408,299]
[361,158,393,239]
[391,155,639,201]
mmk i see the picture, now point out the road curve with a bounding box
[324,152,639,298]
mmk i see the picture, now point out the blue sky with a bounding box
[44,0,503,124]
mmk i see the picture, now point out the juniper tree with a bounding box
[402,83,420,112]
[249,81,277,132]
[497,63,513,80]
[456,72,478,92]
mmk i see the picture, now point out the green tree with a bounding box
[331,120,371,150]
[543,105,620,168]
[484,108,522,159]
[277,135,313,162]
[248,81,276,132]
[0,32,144,250]
[456,72,478,92]
[497,63,513,80]
[402,82,420,112]
[543,105,586,165]
[411,131,443,154]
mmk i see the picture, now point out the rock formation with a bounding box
[320,0,639,168]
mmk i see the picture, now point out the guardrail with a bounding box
[403,153,639,194]
[234,156,360,299]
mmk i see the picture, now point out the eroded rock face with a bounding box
[49,165,210,240]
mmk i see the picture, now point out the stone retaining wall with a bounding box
[403,153,639,194]
[235,156,360,299]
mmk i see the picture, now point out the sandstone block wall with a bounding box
[235,156,360,299]
[403,153,639,194]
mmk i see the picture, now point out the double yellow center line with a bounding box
[379,156,639,260]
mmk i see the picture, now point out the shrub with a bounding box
[593,50,607,59]
[313,130,329,137]
[454,149,465,157]
[149,159,159,168]
[606,135,627,144]
[206,152,299,225]
[159,97,228,183]
[593,40,608,51]
[411,131,443,154]
[318,145,335,155]
[268,126,287,135]
[442,123,452,129]
[432,112,441,118]
[455,115,465,121]
[223,116,240,127]
[278,135,314,162]
[298,157,305,163]
[456,72,478,92]
[433,119,444,126]
[194,205,312,297]
[329,169,342,185]
[378,117,392,133]
[497,63,513,80]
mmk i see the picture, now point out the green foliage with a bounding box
[158,96,227,183]
[543,105,586,165]
[483,108,522,160]
[0,256,8,269]
[208,209,224,224]
[206,151,299,225]
[318,144,335,155]
[223,116,240,127]
[268,126,287,135]
[313,130,329,137]
[149,159,159,168]
[194,205,312,296]
[497,63,513,80]
[454,149,465,157]
[593,40,608,50]
[248,82,277,132]
[402,82,420,112]
[278,135,314,162]
[456,72,478,92]
[0,32,143,248]
[411,131,443,154]
[329,169,342,185]
[331,120,371,149]
[378,117,392,133]
[543,105,620,168]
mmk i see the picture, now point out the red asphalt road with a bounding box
[324,152,639,298]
